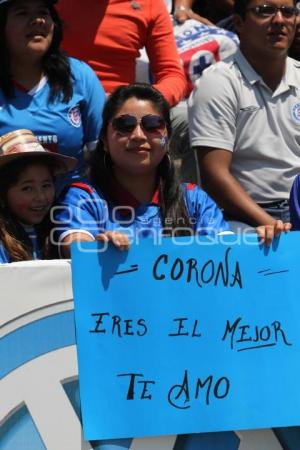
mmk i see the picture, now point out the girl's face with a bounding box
[104,97,169,177]
[5,0,54,62]
[6,163,55,225]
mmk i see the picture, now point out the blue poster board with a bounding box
[71,233,300,440]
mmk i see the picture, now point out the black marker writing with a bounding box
[117,373,156,400]
[115,264,138,276]
[152,247,242,288]
[167,369,230,409]
[222,317,292,351]
[89,312,147,337]
[168,318,202,337]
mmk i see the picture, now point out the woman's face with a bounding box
[6,162,55,225]
[105,97,169,177]
[5,0,54,62]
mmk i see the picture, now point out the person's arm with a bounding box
[53,184,103,258]
[146,0,188,106]
[183,182,290,245]
[198,149,292,243]
[173,0,213,24]
[54,184,131,258]
[198,147,277,227]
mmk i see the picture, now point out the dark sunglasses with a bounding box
[246,4,298,18]
[112,114,166,134]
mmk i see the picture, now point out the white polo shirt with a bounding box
[188,50,300,204]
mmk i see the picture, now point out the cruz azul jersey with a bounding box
[0,58,106,190]
[53,181,230,243]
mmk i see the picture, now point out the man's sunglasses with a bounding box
[112,114,166,134]
[246,4,299,18]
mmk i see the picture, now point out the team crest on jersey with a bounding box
[292,103,300,123]
[68,104,82,128]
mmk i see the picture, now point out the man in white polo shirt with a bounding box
[188,0,300,230]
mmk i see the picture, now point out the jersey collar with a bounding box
[13,76,47,95]
[109,177,160,214]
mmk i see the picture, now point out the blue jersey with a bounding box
[0,58,106,191]
[0,225,41,264]
[290,173,300,230]
[0,242,11,264]
[53,181,230,243]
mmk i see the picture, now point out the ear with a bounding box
[233,13,244,36]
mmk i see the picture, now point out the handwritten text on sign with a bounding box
[71,234,300,440]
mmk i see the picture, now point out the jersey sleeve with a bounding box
[146,0,187,106]
[71,58,106,151]
[188,62,238,151]
[290,174,300,231]
[0,242,10,264]
[184,184,231,235]
[53,184,107,243]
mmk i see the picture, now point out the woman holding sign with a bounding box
[54,83,290,255]
[54,83,293,450]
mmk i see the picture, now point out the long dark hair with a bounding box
[88,83,192,236]
[0,156,57,262]
[0,0,72,102]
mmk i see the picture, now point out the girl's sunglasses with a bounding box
[112,114,166,134]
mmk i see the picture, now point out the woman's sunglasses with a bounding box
[112,114,166,134]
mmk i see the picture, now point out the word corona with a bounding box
[152,247,242,288]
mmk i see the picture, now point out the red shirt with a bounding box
[57,0,187,106]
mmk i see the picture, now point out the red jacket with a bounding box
[57,0,187,106]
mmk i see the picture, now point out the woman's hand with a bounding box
[256,220,292,246]
[95,231,130,251]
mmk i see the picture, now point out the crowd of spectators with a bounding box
[0,0,299,259]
